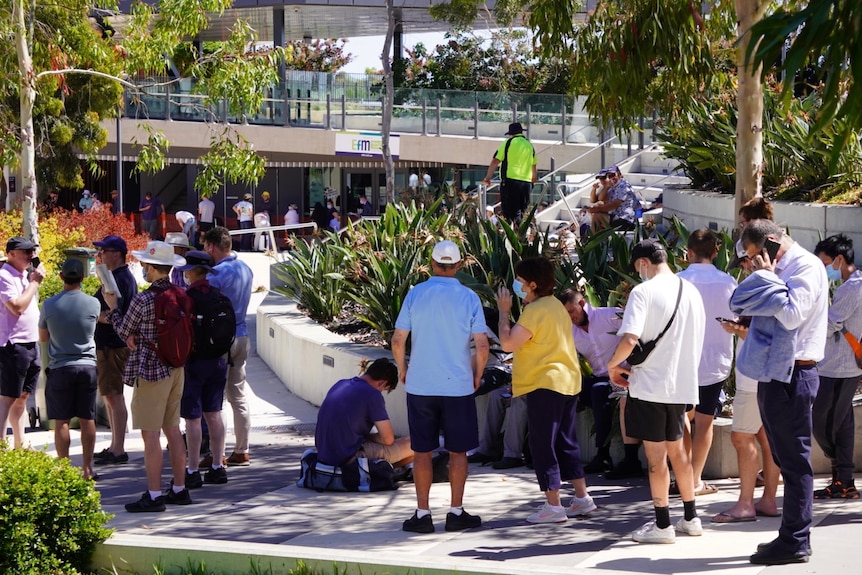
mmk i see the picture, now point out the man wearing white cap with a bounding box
[392,240,490,533]
[103,241,190,512]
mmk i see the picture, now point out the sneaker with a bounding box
[403,512,435,533]
[583,455,613,474]
[164,487,193,505]
[226,452,250,467]
[204,466,228,485]
[125,492,166,513]
[605,459,644,479]
[814,479,860,499]
[445,509,482,531]
[632,520,676,544]
[94,448,111,460]
[527,503,567,524]
[675,516,703,536]
[566,495,598,517]
[185,470,203,489]
[94,451,129,465]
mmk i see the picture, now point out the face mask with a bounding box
[826,261,842,282]
[326,203,333,208]
[512,279,528,299]
[638,262,650,282]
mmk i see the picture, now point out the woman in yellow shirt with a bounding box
[495,257,596,524]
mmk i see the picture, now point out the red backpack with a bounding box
[148,284,194,368]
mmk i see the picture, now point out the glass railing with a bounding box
[123,72,657,145]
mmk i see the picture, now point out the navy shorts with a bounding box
[45,365,97,421]
[181,357,228,419]
[625,395,687,442]
[407,393,479,454]
[0,341,40,398]
[694,380,724,417]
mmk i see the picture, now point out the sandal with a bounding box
[695,482,719,496]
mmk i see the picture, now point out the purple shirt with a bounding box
[139,196,163,220]
[315,376,389,466]
[0,263,40,344]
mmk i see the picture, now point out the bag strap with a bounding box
[652,279,684,344]
[500,136,515,181]
[840,327,862,358]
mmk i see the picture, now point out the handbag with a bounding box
[627,279,683,366]
[296,449,349,492]
[297,449,397,492]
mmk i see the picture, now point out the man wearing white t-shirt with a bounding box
[677,229,737,497]
[607,239,706,544]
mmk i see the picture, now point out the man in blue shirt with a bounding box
[392,240,490,534]
[203,226,253,467]
[316,359,412,467]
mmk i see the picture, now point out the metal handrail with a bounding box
[228,222,318,262]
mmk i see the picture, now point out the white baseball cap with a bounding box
[431,240,461,264]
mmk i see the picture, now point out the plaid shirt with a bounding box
[108,277,174,385]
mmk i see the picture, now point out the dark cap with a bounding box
[630,239,665,269]
[606,164,621,175]
[596,168,609,179]
[505,122,524,136]
[176,250,218,274]
[61,258,84,282]
[6,236,38,252]
[93,235,127,252]
[728,239,749,270]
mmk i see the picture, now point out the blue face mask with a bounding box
[826,262,842,282]
[512,279,528,299]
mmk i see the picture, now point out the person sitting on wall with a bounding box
[315,358,413,469]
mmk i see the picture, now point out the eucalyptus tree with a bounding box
[3,0,282,242]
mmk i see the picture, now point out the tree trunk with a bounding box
[734,0,767,221]
[13,0,39,243]
[380,0,396,204]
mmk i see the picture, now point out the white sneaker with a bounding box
[674,516,703,536]
[527,503,568,524]
[566,495,598,517]
[632,520,676,544]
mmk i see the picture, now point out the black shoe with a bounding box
[164,488,193,505]
[750,546,809,565]
[445,510,482,532]
[757,538,812,556]
[583,454,613,474]
[605,459,644,479]
[403,512,434,533]
[204,466,228,485]
[185,470,203,489]
[94,448,111,460]
[492,456,524,470]
[125,492,166,513]
[467,452,495,464]
[95,451,129,465]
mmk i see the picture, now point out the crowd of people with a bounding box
[0,227,254,513]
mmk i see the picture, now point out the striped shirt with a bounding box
[108,277,175,385]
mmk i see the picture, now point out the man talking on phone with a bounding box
[732,219,828,565]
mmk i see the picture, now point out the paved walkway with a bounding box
[22,253,862,575]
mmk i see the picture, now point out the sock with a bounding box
[654,506,671,529]
[416,508,431,519]
[683,500,697,521]
[148,490,162,500]
[187,467,198,474]
[172,484,185,494]
[624,444,640,463]
[449,506,463,516]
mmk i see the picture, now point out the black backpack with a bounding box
[186,284,236,360]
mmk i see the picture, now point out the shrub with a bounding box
[0,446,113,575]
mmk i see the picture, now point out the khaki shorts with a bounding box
[358,436,413,464]
[97,347,131,396]
[131,368,184,432]
[731,389,763,434]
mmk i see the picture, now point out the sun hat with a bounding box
[165,232,193,248]
[131,241,187,266]
[505,122,524,136]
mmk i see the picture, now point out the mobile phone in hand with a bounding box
[764,238,781,262]
[29,256,40,270]
[716,317,740,325]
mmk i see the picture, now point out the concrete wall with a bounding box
[663,187,862,253]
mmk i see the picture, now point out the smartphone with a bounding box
[716,317,741,325]
[29,256,40,270]
[764,238,781,262]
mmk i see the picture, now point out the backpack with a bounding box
[149,284,195,368]
[186,284,236,359]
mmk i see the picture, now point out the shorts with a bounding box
[625,395,687,442]
[406,393,478,454]
[359,437,413,464]
[97,347,131,396]
[695,380,724,416]
[45,365,97,421]
[0,341,40,398]
[731,390,763,434]
[181,357,228,419]
[131,368,184,432]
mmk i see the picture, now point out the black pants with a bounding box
[500,179,531,223]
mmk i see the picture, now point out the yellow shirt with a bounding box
[511,296,581,397]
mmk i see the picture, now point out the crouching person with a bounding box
[315,358,413,469]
